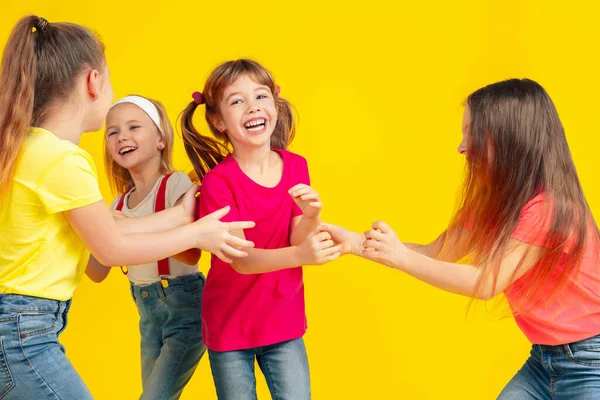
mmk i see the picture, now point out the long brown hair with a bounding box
[438,78,598,307]
[0,15,105,198]
[180,59,296,183]
[104,96,175,194]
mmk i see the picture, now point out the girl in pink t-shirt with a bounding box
[180,59,341,400]
[325,79,600,399]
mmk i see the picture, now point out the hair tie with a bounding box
[274,85,281,96]
[36,17,49,31]
[192,92,205,105]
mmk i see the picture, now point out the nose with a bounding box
[457,138,468,156]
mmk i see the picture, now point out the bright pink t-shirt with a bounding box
[505,194,600,345]
[198,149,309,352]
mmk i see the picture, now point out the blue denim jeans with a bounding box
[498,334,600,399]
[130,272,206,400]
[208,337,310,400]
[0,294,92,399]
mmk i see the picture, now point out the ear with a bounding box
[209,114,227,133]
[87,69,101,100]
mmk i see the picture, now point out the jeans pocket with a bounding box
[18,312,56,340]
[0,338,15,399]
[567,346,600,366]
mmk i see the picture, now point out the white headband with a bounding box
[110,95,162,131]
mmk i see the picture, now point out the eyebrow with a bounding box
[224,86,270,102]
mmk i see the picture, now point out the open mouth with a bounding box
[119,146,137,155]
[244,118,266,132]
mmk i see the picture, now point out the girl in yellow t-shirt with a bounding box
[0,16,255,399]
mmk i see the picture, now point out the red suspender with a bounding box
[155,174,172,278]
[116,174,173,282]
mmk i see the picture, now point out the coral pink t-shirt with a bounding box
[505,194,600,345]
[199,149,309,352]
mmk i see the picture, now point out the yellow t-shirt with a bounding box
[0,127,103,301]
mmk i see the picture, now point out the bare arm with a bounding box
[362,221,541,300]
[230,230,340,274]
[66,201,255,267]
[85,255,111,283]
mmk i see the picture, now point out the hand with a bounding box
[362,221,408,269]
[176,184,201,225]
[319,223,363,256]
[295,231,342,265]
[193,206,256,264]
[289,184,322,219]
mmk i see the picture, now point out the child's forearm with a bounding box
[85,255,112,283]
[231,247,302,274]
[172,249,202,265]
[290,215,320,246]
[115,205,188,235]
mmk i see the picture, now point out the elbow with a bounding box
[473,289,500,301]
[231,259,251,274]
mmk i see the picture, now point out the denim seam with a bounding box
[259,351,281,400]
[0,338,15,399]
[19,314,56,339]
[565,351,600,366]
[15,314,61,399]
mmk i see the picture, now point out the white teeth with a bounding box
[119,146,137,155]
[244,119,265,129]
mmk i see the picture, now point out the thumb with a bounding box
[207,205,231,220]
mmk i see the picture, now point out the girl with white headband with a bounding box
[86,95,207,400]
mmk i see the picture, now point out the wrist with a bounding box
[350,232,363,256]
[177,204,192,226]
[291,246,305,266]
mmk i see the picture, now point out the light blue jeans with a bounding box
[208,337,310,400]
[0,294,92,399]
[498,334,600,399]
[131,273,206,400]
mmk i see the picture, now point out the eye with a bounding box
[230,99,242,106]
[107,131,118,136]
[130,125,140,130]
[257,94,268,100]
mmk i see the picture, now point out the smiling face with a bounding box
[211,74,278,151]
[105,103,164,171]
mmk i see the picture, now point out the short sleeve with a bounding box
[166,172,193,208]
[291,155,311,218]
[36,150,103,214]
[199,172,241,223]
[510,195,552,248]
[109,196,121,211]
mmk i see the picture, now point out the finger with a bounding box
[289,184,309,193]
[206,206,231,220]
[320,252,341,264]
[318,239,335,249]
[226,235,255,249]
[309,202,322,209]
[225,221,256,231]
[364,239,384,251]
[214,251,233,264]
[299,193,319,201]
[372,220,393,234]
[321,244,342,256]
[362,249,381,260]
[221,245,249,259]
[364,229,385,241]
[291,187,311,198]
[313,231,332,242]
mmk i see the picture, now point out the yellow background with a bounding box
[2,1,599,398]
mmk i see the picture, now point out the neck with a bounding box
[232,143,273,172]
[129,158,164,194]
[37,102,88,145]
